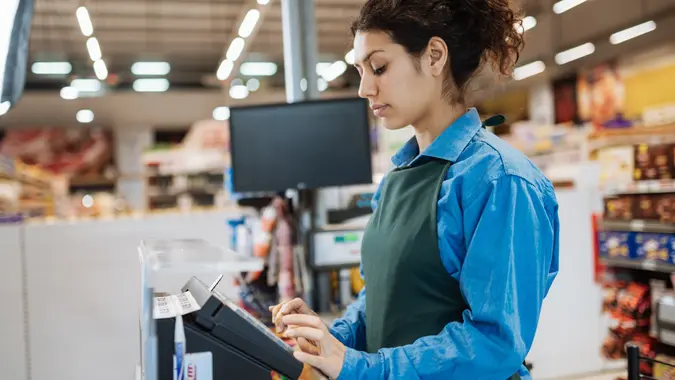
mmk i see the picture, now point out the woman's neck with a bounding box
[413,101,466,153]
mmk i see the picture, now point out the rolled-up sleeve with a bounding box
[336,174,559,380]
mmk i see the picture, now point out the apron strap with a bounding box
[482,114,506,128]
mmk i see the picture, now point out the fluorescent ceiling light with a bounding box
[555,42,595,65]
[516,16,537,34]
[31,61,72,75]
[316,62,333,76]
[0,101,10,116]
[93,60,108,80]
[257,0,269,4]
[238,9,260,38]
[76,109,94,123]
[345,49,355,65]
[300,78,308,92]
[246,78,260,91]
[553,0,586,14]
[131,61,171,76]
[229,84,249,99]
[212,106,230,121]
[60,86,79,100]
[86,37,102,61]
[513,61,546,80]
[71,78,101,92]
[133,78,170,92]
[226,38,245,61]
[217,59,234,80]
[76,7,93,36]
[240,62,277,76]
[610,20,656,45]
[317,77,328,92]
[321,61,348,82]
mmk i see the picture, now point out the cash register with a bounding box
[155,277,304,380]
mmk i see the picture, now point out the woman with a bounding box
[270,0,560,378]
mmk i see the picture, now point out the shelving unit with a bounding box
[601,257,675,273]
[601,220,675,234]
[0,155,57,219]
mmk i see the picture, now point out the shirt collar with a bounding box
[391,108,483,167]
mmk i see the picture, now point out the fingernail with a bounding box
[281,304,288,313]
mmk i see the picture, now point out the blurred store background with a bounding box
[2,0,675,380]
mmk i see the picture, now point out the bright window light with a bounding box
[76,7,94,36]
[229,85,249,99]
[131,61,171,76]
[555,42,595,65]
[610,21,656,45]
[133,78,170,92]
[31,61,72,75]
[240,62,277,76]
[76,109,94,123]
[71,78,101,92]
[60,86,79,100]
[86,37,102,61]
[226,38,246,61]
[217,59,234,80]
[238,9,260,38]
[213,106,230,121]
[553,0,587,14]
[513,61,546,80]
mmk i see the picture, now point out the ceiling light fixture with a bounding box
[555,42,595,65]
[516,16,537,34]
[31,61,72,75]
[229,85,249,99]
[75,7,93,37]
[60,86,79,100]
[321,61,348,82]
[86,37,102,61]
[226,38,246,61]
[257,0,270,4]
[610,20,656,45]
[513,60,546,80]
[93,60,108,80]
[553,0,587,14]
[345,49,355,65]
[71,78,101,93]
[217,59,235,80]
[133,78,170,92]
[131,61,171,76]
[76,109,94,123]
[213,106,231,121]
[238,10,260,38]
[239,62,277,76]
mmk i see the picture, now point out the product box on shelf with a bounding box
[656,194,675,223]
[604,195,635,220]
[598,146,635,187]
[635,232,675,262]
[598,231,634,259]
[635,194,661,220]
[634,143,675,181]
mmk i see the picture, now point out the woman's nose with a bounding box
[358,75,376,99]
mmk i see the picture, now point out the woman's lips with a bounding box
[371,104,389,117]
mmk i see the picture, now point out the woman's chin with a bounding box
[380,118,408,131]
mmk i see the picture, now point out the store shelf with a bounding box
[588,123,675,153]
[601,257,675,273]
[602,180,675,195]
[601,219,675,233]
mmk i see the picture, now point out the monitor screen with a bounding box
[229,98,373,193]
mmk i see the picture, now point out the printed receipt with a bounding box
[153,291,202,319]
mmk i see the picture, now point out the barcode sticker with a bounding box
[153,291,201,319]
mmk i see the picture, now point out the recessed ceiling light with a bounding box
[555,42,595,65]
[131,62,171,76]
[610,21,656,45]
[31,62,72,75]
[217,59,234,80]
[553,0,587,14]
[229,85,249,99]
[70,78,102,93]
[240,62,277,76]
[238,9,260,38]
[75,7,93,37]
[133,78,170,92]
[513,61,546,80]
[60,86,79,100]
[76,109,94,123]
[213,107,230,121]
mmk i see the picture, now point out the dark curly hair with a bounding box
[351,0,525,102]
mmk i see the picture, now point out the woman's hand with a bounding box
[283,314,346,380]
[269,297,318,333]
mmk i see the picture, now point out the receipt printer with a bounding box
[155,277,303,380]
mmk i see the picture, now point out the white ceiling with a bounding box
[21,0,675,95]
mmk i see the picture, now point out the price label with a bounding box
[153,291,201,319]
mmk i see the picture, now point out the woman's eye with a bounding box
[373,65,386,76]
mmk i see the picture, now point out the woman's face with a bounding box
[353,30,438,130]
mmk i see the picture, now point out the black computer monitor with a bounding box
[229,98,373,193]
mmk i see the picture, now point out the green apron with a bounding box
[360,118,521,379]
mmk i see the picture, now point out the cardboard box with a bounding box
[634,143,675,181]
[604,195,635,220]
[598,231,633,259]
[635,232,673,262]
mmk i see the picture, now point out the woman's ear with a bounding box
[426,36,449,77]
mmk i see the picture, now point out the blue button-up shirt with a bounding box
[330,108,560,379]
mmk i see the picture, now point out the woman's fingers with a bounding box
[282,314,325,329]
[293,350,326,368]
[270,298,315,333]
[296,337,320,355]
[285,326,325,341]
